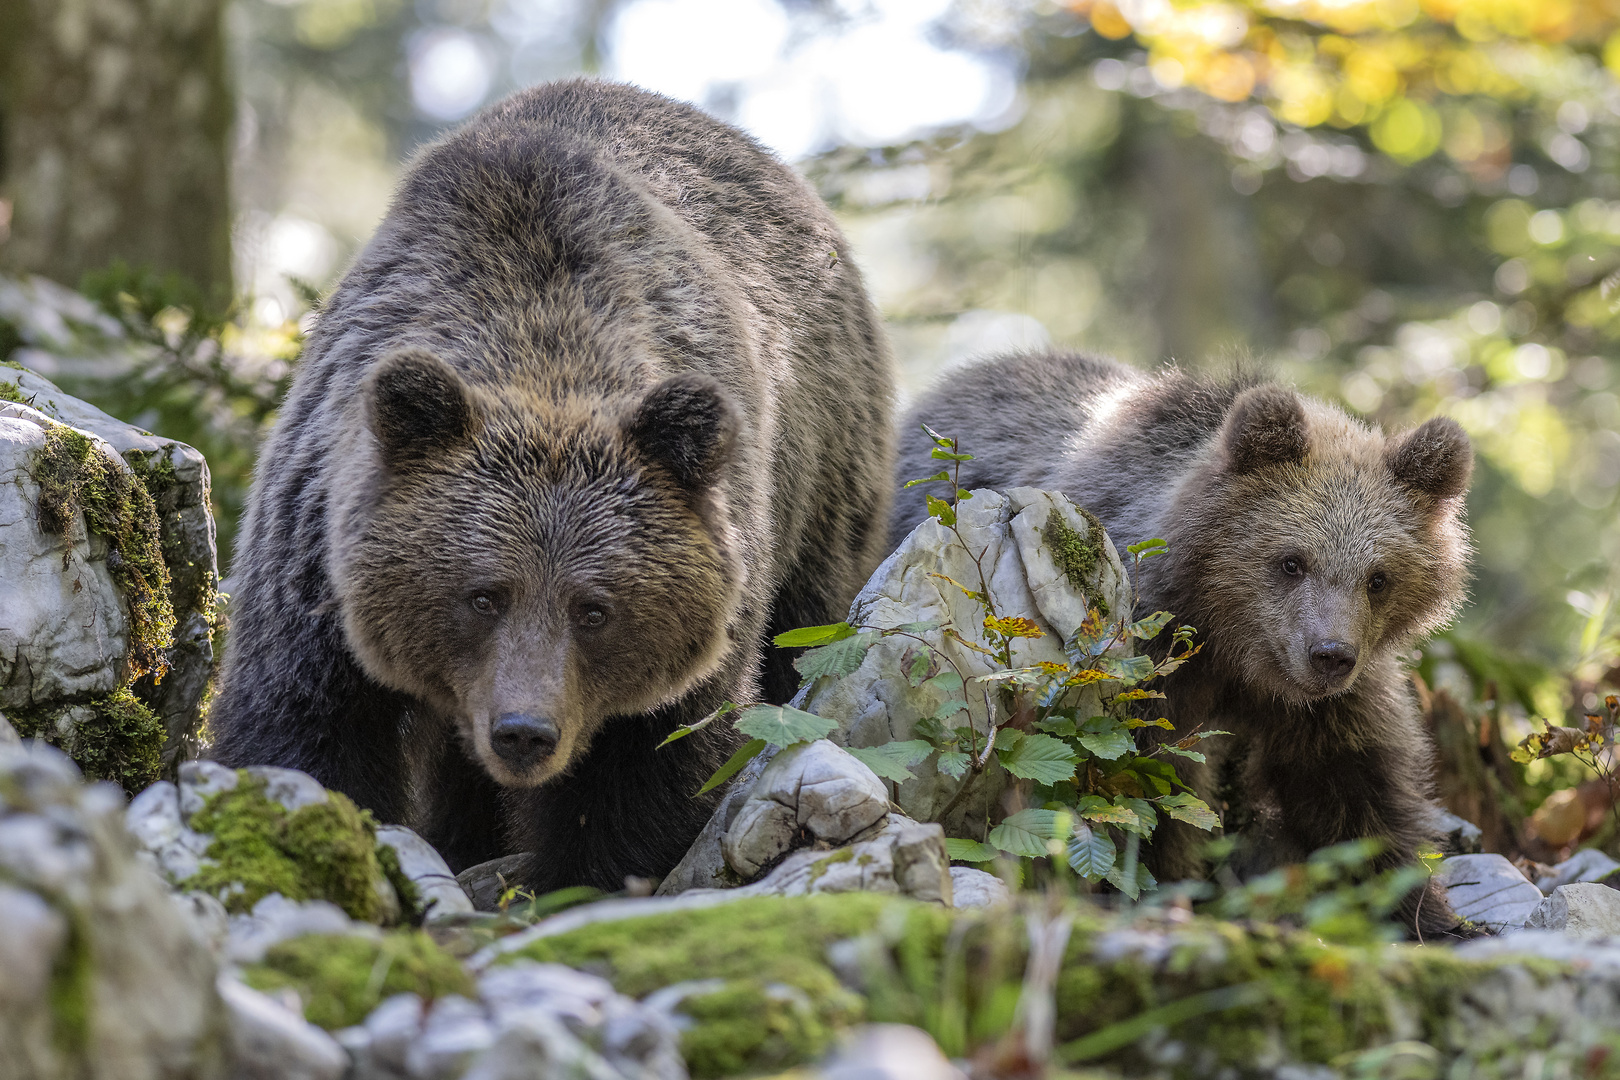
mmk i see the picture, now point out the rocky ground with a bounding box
[10,303,1620,1077]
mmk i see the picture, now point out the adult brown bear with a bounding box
[892,350,1474,938]
[209,80,896,892]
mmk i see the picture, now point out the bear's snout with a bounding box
[1308,639,1359,682]
[490,713,560,769]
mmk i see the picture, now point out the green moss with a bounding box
[182,772,399,922]
[376,842,422,922]
[47,909,92,1054]
[242,931,473,1030]
[1047,511,1110,618]
[807,846,854,885]
[31,423,176,679]
[0,379,23,403]
[678,979,843,1077]
[7,689,164,795]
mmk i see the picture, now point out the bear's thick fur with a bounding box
[210,80,896,891]
[892,351,1474,937]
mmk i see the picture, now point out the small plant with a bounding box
[666,427,1225,899]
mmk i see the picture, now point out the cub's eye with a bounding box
[471,594,497,616]
[1280,556,1304,577]
[580,607,607,629]
[1368,572,1388,594]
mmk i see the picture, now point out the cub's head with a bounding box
[1174,384,1472,704]
[337,348,744,787]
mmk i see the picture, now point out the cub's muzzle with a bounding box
[490,713,560,770]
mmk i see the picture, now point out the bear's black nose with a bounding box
[490,713,560,768]
[1309,641,1358,680]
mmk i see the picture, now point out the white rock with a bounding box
[178,759,239,817]
[722,740,891,879]
[243,765,332,812]
[1535,848,1620,894]
[406,995,497,1079]
[224,894,376,965]
[804,487,1132,837]
[949,866,1011,909]
[0,710,19,745]
[820,1023,968,1080]
[1526,883,1620,938]
[1436,853,1545,932]
[0,884,66,1007]
[363,992,427,1073]
[219,974,348,1080]
[377,824,476,923]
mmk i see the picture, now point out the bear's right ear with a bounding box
[1222,385,1309,474]
[1386,416,1473,501]
[364,348,479,467]
[626,373,739,490]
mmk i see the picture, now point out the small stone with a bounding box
[1428,806,1484,856]
[0,884,66,1006]
[820,1023,968,1080]
[244,765,331,813]
[1535,848,1620,894]
[405,995,496,1079]
[219,974,348,1080]
[363,992,426,1073]
[1526,883,1620,938]
[891,821,953,904]
[1435,853,1545,932]
[178,759,239,818]
[224,893,375,965]
[949,867,1010,909]
[376,824,475,923]
[0,711,18,746]
[456,852,537,912]
[722,740,890,880]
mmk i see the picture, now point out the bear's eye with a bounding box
[579,607,607,629]
[471,593,498,616]
[1280,556,1304,577]
[1368,572,1388,594]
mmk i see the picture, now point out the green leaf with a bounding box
[903,470,951,489]
[847,740,934,783]
[1076,796,1140,828]
[1097,654,1155,682]
[659,701,737,747]
[1131,757,1189,793]
[1035,716,1078,737]
[988,808,1067,858]
[930,447,974,462]
[733,705,838,747]
[1106,860,1157,899]
[696,738,768,795]
[1078,728,1133,761]
[1127,612,1174,640]
[994,727,1024,751]
[957,489,974,501]
[1126,538,1168,558]
[1120,797,1158,837]
[925,671,965,696]
[1067,822,1116,880]
[773,622,857,648]
[907,651,934,686]
[925,494,957,526]
[1161,745,1206,764]
[794,633,879,682]
[998,733,1080,785]
[945,838,1000,863]
[1159,793,1220,831]
[892,620,943,634]
[937,751,969,778]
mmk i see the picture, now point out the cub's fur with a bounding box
[892,350,1473,937]
[210,80,895,891]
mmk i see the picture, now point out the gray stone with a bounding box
[457,852,538,913]
[1428,806,1484,855]
[1535,848,1620,894]
[0,710,19,745]
[819,1023,968,1080]
[949,866,1011,909]
[1526,882,1620,938]
[1436,853,1545,932]
[377,824,475,923]
[0,740,226,1080]
[722,740,891,879]
[218,974,347,1080]
[655,745,778,896]
[803,487,1132,838]
[405,995,496,1079]
[0,362,219,769]
[223,894,375,965]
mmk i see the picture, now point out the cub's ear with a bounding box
[1222,384,1309,473]
[364,348,479,466]
[1386,416,1473,500]
[626,373,739,489]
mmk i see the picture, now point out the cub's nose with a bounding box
[490,713,559,768]
[1308,640,1359,680]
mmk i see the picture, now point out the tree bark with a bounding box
[0,0,232,301]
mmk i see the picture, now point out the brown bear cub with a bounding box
[209,80,895,892]
[892,350,1475,938]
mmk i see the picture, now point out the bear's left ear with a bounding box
[626,373,740,489]
[365,348,480,467]
[1222,384,1309,474]
[1386,416,1473,501]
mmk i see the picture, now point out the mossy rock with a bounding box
[493,893,1620,1079]
[182,771,407,923]
[242,930,473,1029]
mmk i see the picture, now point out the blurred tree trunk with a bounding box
[0,0,232,302]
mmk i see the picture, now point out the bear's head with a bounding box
[1171,384,1472,704]
[337,348,744,788]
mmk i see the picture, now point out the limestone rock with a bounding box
[722,740,891,880]
[1534,848,1620,894]
[655,746,778,897]
[819,1024,968,1080]
[1428,806,1484,856]
[1436,853,1544,932]
[949,866,1011,909]
[458,852,541,912]
[803,487,1132,837]
[733,816,955,903]
[218,975,347,1080]
[0,366,218,780]
[1525,882,1620,938]
[0,740,226,1080]
[377,824,477,924]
